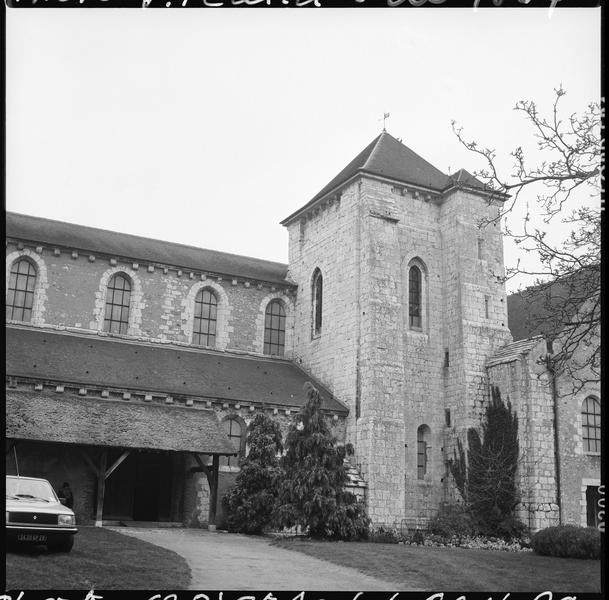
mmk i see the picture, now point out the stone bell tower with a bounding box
[281,131,511,527]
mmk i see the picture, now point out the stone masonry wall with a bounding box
[487,345,560,531]
[438,189,512,519]
[554,331,601,528]
[5,241,295,359]
[286,184,360,426]
[357,178,406,526]
[393,183,446,523]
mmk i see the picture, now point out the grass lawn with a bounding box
[5,526,191,590]
[273,539,601,592]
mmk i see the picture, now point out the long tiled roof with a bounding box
[282,131,452,224]
[6,326,347,414]
[6,212,291,286]
[6,389,237,454]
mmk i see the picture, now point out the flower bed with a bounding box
[368,526,531,552]
[400,534,530,552]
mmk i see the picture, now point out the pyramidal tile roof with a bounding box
[282,131,451,224]
[281,132,507,225]
[319,131,451,198]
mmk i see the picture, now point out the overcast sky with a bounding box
[6,7,601,292]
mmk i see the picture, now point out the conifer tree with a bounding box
[222,413,283,535]
[449,386,522,537]
[276,382,369,540]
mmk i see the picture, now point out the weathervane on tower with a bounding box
[381,112,390,132]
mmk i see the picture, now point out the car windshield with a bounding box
[6,478,58,502]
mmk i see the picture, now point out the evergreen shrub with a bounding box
[276,382,370,540]
[222,413,283,535]
[448,386,526,539]
[531,525,600,559]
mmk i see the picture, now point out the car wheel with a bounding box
[48,536,74,553]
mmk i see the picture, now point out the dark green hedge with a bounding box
[531,525,600,559]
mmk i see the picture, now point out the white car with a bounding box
[6,475,78,552]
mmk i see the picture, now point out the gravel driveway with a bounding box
[110,527,399,591]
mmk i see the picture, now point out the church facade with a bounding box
[5,132,601,532]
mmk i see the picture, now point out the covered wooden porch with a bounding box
[6,389,237,529]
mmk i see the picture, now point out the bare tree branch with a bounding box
[453,86,601,389]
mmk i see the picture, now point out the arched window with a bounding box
[582,396,601,453]
[6,258,37,322]
[193,289,218,348]
[417,425,431,480]
[312,268,323,337]
[221,417,244,468]
[264,300,286,356]
[409,265,422,329]
[104,273,132,334]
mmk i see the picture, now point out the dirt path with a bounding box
[110,527,401,591]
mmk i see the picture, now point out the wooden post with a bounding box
[95,450,108,527]
[208,454,220,531]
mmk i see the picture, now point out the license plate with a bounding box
[17,533,47,542]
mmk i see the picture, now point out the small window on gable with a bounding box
[220,417,244,468]
[417,424,431,480]
[264,300,286,357]
[312,268,323,337]
[104,273,131,334]
[6,258,37,322]
[409,265,422,330]
[582,396,601,453]
[193,289,218,348]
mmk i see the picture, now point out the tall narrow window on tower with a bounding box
[477,238,485,261]
[6,258,37,322]
[312,268,323,337]
[103,273,131,334]
[417,424,430,480]
[409,265,422,329]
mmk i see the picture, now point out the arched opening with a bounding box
[104,273,132,334]
[312,268,323,337]
[193,288,218,348]
[264,299,286,356]
[6,258,38,322]
[409,265,422,330]
[582,396,601,453]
